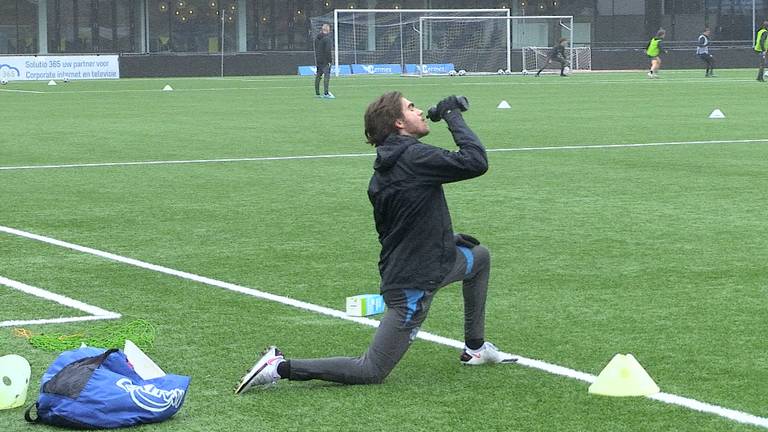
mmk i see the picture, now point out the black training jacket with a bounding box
[367,111,488,293]
[315,32,332,65]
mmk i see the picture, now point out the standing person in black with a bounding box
[535,37,570,77]
[314,24,334,98]
[235,92,516,394]
[696,28,715,77]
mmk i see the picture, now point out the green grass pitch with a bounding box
[1,69,767,431]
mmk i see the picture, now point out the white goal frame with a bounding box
[417,15,575,76]
[332,8,511,76]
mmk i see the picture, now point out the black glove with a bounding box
[437,95,464,116]
[454,233,480,249]
[427,95,469,122]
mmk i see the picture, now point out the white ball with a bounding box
[457,69,466,76]
[764,71,768,77]
[0,78,7,85]
[497,69,505,75]
[448,70,457,76]
[521,69,529,75]
[563,66,571,75]
[63,77,70,83]
[504,69,512,75]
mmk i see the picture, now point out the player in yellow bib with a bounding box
[646,29,666,79]
[755,21,768,82]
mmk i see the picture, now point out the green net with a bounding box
[21,320,156,352]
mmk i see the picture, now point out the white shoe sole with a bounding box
[235,347,282,394]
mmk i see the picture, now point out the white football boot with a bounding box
[235,346,284,394]
[460,342,518,365]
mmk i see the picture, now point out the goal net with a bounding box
[417,15,586,75]
[522,46,592,74]
[309,9,511,76]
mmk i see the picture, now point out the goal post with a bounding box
[309,9,512,77]
[417,15,587,76]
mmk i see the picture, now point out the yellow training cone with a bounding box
[588,353,660,397]
[0,354,31,410]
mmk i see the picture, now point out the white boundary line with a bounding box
[0,275,121,327]
[1,138,766,172]
[2,76,760,96]
[0,88,46,94]
[1,224,766,429]
[0,153,374,171]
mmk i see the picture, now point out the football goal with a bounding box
[416,15,590,75]
[310,9,511,76]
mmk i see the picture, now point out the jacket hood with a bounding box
[374,134,418,171]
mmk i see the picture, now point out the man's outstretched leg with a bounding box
[535,59,551,77]
[235,289,435,393]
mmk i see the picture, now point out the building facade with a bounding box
[1,0,767,55]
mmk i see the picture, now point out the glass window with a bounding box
[115,0,140,53]
[46,0,94,53]
[0,2,14,54]
[149,0,238,53]
[46,0,137,53]
[49,0,74,53]
[0,1,36,54]
[664,0,704,14]
[148,0,172,52]
[248,0,278,50]
[73,0,93,52]
[94,0,114,52]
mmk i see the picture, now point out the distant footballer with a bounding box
[535,38,570,77]
[646,29,666,79]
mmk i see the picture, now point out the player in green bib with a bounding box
[646,29,666,79]
[755,21,768,82]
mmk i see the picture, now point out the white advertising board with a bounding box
[0,55,120,82]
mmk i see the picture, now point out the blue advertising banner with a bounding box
[403,63,455,74]
[351,64,402,75]
[297,65,352,76]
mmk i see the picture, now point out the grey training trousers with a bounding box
[288,245,490,384]
[314,63,331,95]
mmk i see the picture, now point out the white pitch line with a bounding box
[1,224,766,429]
[1,315,121,327]
[0,275,121,327]
[487,138,768,153]
[6,75,759,96]
[0,88,46,94]
[0,153,373,171]
[1,138,766,172]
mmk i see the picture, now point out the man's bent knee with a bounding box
[355,363,391,384]
[472,244,491,267]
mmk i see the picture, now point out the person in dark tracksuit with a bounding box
[536,37,570,77]
[755,21,768,82]
[235,92,515,393]
[697,27,715,77]
[314,24,334,98]
[646,29,666,79]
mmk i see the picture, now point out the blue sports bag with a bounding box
[25,346,190,429]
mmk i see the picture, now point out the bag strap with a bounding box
[24,403,39,423]
[95,348,120,364]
